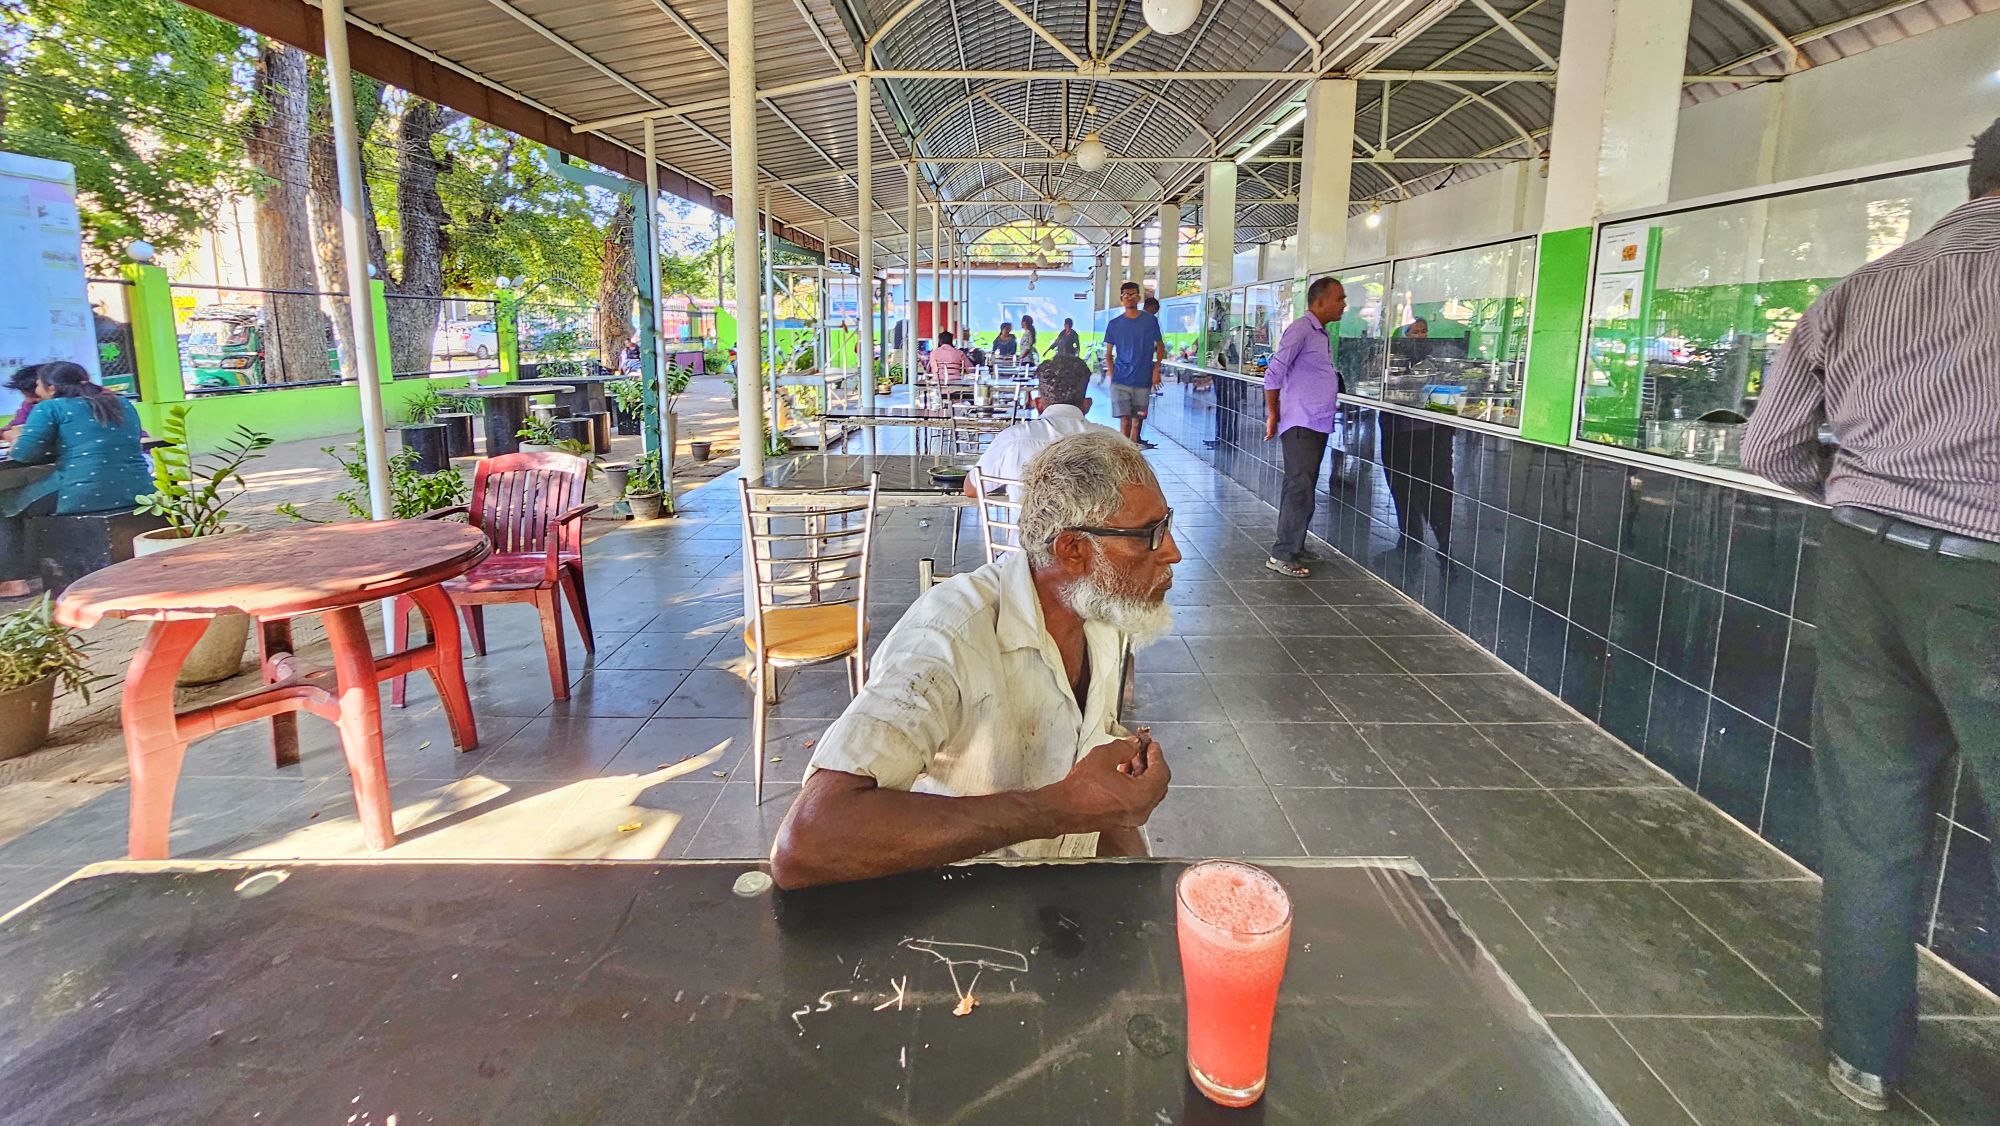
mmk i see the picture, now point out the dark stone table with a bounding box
[763,453,978,506]
[0,859,1619,1124]
[439,383,574,457]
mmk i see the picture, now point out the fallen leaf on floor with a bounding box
[768,756,782,763]
[417,740,432,750]
[617,821,642,833]
[953,994,977,1017]
[711,770,728,778]
[803,740,816,749]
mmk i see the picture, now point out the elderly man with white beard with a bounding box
[770,431,1180,889]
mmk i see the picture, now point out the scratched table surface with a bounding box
[762,453,976,495]
[0,859,1621,1125]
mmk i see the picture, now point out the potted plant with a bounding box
[625,451,666,520]
[0,596,98,761]
[600,461,631,497]
[609,376,645,436]
[278,443,470,523]
[516,415,563,454]
[406,382,474,459]
[396,384,453,473]
[659,361,695,466]
[130,405,274,685]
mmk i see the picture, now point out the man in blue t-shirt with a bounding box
[1101,281,1165,447]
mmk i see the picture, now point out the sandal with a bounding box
[1264,557,1310,578]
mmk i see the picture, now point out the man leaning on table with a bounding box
[961,354,1113,499]
[1741,119,2000,1114]
[1263,276,1348,577]
[772,431,1180,889]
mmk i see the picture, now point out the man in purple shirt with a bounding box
[1262,277,1347,576]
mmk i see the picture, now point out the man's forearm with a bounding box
[1265,389,1281,419]
[771,777,1072,889]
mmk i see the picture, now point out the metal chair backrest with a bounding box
[738,474,878,651]
[968,467,1024,564]
[468,451,590,556]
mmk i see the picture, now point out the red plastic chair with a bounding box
[391,451,597,703]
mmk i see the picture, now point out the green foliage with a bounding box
[704,346,731,376]
[0,596,99,701]
[438,132,609,297]
[626,451,663,495]
[0,0,258,266]
[660,362,695,412]
[515,415,563,447]
[608,376,646,417]
[402,383,451,424]
[278,443,469,522]
[133,404,273,537]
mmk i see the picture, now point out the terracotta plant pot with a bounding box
[627,491,666,521]
[601,464,631,497]
[689,440,713,462]
[0,676,56,761]
[132,523,253,686]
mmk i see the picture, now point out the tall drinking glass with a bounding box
[1175,860,1293,1107]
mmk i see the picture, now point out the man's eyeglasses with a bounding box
[1067,509,1174,552]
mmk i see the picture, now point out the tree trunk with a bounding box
[306,72,386,379]
[384,102,453,378]
[597,195,635,371]
[249,42,331,384]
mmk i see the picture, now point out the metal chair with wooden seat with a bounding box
[967,467,1024,564]
[738,475,878,803]
[390,450,596,705]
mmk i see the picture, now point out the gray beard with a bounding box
[1064,569,1174,648]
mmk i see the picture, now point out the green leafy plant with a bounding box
[402,383,451,424]
[626,451,664,495]
[516,415,563,447]
[278,443,470,523]
[0,597,100,703]
[133,404,274,537]
[660,362,695,415]
[703,346,731,375]
[608,376,646,417]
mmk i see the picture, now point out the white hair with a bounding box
[1018,431,1157,567]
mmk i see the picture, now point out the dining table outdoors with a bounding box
[53,521,491,860]
[439,383,575,457]
[761,453,983,509]
[0,857,1622,1124]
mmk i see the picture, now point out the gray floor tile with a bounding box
[467,716,647,781]
[1234,722,1398,787]
[1250,605,1361,636]
[1304,579,1409,606]
[1559,787,1803,879]
[614,717,757,780]
[547,668,688,719]
[1274,788,1474,876]
[1336,603,1453,636]
[1226,579,1329,607]
[1374,634,1509,674]
[1495,880,1799,1016]
[1163,580,1243,607]
[1905,1018,2000,1124]
[595,631,723,671]
[1613,1017,1910,1125]
[1475,724,1667,788]
[1315,675,1462,723]
[1145,785,1304,858]
[1360,723,1539,788]
[1182,635,1303,676]
[655,669,754,718]
[233,776,580,860]
[1171,604,1274,636]
[765,666,860,720]
[530,778,721,860]
[1128,637,1199,673]
[1421,674,1578,723]
[1544,1017,1698,1125]
[1210,674,1345,724]
[0,864,75,915]
[1124,673,1227,723]
[1141,722,1266,787]
[461,656,570,717]
[1417,791,1646,878]
[1278,635,1402,674]
[683,780,796,859]
[0,776,325,867]
[1437,879,1594,1013]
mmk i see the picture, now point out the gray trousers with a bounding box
[1270,426,1330,562]
[1816,520,2000,1079]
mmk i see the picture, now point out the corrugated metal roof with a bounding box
[194,0,1997,263]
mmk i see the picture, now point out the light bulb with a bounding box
[1074,133,1107,173]
[1365,206,1383,230]
[125,240,155,264]
[1052,199,1075,225]
[1142,0,1201,36]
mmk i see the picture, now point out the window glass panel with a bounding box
[1382,238,1535,427]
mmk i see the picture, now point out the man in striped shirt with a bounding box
[1742,119,2000,1114]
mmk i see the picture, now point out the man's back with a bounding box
[976,404,1111,487]
[1744,198,2000,539]
[929,344,970,380]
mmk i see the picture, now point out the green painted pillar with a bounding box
[496,297,521,383]
[1518,227,1593,445]
[121,263,182,428]
[369,280,394,384]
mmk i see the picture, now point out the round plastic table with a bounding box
[56,521,491,860]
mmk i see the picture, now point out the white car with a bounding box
[436,319,498,359]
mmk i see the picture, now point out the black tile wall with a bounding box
[1152,376,1997,993]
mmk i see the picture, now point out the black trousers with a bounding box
[1379,418,1454,554]
[1271,426,1329,561]
[1816,519,2000,1079]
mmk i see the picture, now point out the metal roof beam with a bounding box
[644,0,727,67]
[1465,0,1557,70]
[1717,0,1809,73]
[992,0,1088,68]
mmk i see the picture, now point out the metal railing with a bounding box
[384,294,501,379]
[84,278,139,399]
[168,282,353,395]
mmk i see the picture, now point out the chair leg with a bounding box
[561,563,595,652]
[322,606,395,853]
[121,618,208,860]
[949,508,962,565]
[462,604,487,656]
[536,588,570,701]
[762,661,780,704]
[257,618,299,768]
[753,661,768,806]
[846,653,861,697]
[388,595,416,708]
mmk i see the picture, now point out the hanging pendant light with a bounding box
[1051,199,1075,225]
[1074,133,1108,173]
[1143,0,1201,36]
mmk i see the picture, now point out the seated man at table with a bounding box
[962,354,1111,499]
[771,431,1180,889]
[927,331,971,381]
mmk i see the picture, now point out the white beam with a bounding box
[1466,0,1558,70]
[905,161,919,384]
[321,0,389,521]
[993,0,1088,69]
[1157,200,1180,298]
[856,74,876,412]
[1543,0,1695,229]
[1295,79,1357,274]
[729,0,764,481]
[1203,161,1235,293]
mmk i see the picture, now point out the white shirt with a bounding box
[805,552,1129,858]
[973,405,1113,491]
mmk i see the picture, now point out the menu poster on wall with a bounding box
[0,152,106,419]
[1596,222,1653,276]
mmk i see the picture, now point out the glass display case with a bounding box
[1329,264,1388,398]
[1158,293,1204,364]
[1578,162,1966,468]
[1375,236,1535,427]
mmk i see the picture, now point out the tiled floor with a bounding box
[1,407,1995,1123]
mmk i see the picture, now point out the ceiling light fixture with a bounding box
[1234,106,1305,165]
[1142,0,1201,36]
[1075,132,1108,173]
[1052,199,1075,225]
[1365,204,1383,230]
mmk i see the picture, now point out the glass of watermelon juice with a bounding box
[1174,860,1293,1107]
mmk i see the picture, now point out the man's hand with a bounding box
[1264,417,1279,441]
[1048,737,1170,831]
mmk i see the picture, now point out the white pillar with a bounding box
[1256,241,1272,282]
[928,204,941,343]
[1543,0,1695,229]
[855,75,875,410]
[320,0,390,520]
[642,118,672,497]
[1296,79,1358,274]
[904,162,918,386]
[1203,162,1236,293]
[1092,253,1108,310]
[1127,226,1145,295]
[727,0,764,480]
[1157,202,1180,297]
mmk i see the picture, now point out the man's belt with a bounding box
[1831,506,2000,564]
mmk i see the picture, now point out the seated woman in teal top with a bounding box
[0,362,154,517]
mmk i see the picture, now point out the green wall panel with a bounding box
[1518,226,1592,445]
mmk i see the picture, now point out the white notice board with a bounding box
[0,152,101,418]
